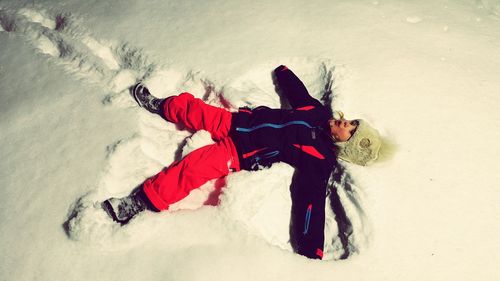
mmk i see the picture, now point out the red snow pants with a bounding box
[142,92,240,211]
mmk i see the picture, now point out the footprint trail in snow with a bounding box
[0,7,153,93]
[0,6,219,246]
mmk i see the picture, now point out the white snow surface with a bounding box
[1,0,500,280]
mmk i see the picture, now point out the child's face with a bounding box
[329,119,359,142]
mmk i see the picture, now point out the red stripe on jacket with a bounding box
[292,144,325,160]
[316,248,324,259]
[242,147,268,159]
[239,108,252,114]
[296,105,315,111]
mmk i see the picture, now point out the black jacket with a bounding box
[229,65,338,259]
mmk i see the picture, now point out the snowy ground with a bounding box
[1,0,500,280]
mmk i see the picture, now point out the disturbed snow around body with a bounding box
[1,0,500,280]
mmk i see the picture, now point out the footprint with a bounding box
[82,36,120,70]
[7,6,171,104]
[109,69,138,93]
[115,43,155,75]
[0,10,16,32]
[14,8,121,81]
[54,12,70,31]
[5,10,107,82]
[34,33,60,57]
[19,8,55,29]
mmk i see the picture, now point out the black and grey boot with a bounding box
[102,189,157,224]
[131,83,164,114]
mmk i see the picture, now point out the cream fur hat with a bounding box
[336,120,381,166]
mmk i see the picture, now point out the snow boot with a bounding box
[102,189,156,224]
[132,83,164,114]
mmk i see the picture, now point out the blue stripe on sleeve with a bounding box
[236,121,313,133]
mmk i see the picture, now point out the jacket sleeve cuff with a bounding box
[274,65,289,72]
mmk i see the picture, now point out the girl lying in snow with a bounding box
[102,65,381,259]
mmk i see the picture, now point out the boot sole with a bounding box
[132,83,145,108]
[101,200,127,225]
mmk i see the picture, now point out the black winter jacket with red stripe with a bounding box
[229,65,338,259]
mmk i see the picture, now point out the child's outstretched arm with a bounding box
[274,65,322,109]
[289,162,331,260]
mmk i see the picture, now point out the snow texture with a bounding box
[1,0,500,280]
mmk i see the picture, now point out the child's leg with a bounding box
[162,92,232,140]
[142,137,240,211]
